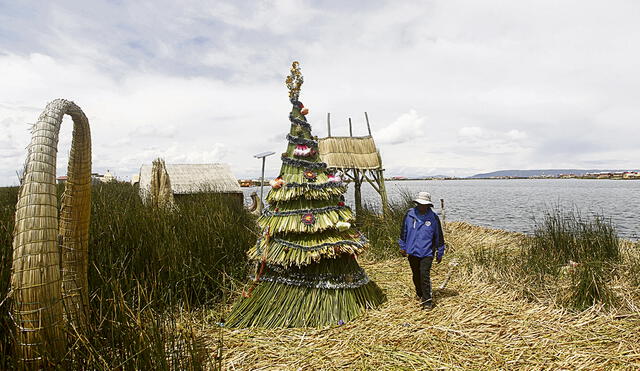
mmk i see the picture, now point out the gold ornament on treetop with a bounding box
[285,61,304,102]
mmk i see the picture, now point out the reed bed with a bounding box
[201,222,640,370]
[1,182,255,368]
[0,186,18,368]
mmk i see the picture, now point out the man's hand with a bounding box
[399,249,407,257]
[436,256,442,264]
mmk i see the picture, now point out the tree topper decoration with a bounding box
[285,61,304,103]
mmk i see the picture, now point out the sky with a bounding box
[1,0,639,185]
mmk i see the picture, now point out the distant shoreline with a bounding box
[384,177,640,181]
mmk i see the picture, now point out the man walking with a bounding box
[398,192,446,310]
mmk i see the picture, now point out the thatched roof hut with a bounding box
[138,163,242,200]
[318,136,382,170]
[318,132,388,215]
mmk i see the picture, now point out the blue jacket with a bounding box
[398,207,446,259]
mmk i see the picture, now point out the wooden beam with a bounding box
[343,171,356,181]
[362,171,380,193]
[348,117,353,137]
[365,112,372,136]
[378,169,389,216]
[327,112,331,137]
[354,168,362,216]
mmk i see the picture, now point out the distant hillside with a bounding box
[469,169,631,178]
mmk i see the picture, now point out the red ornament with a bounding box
[301,213,316,225]
[338,201,345,207]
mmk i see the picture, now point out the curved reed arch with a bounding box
[11,99,92,366]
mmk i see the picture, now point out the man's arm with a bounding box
[434,214,446,263]
[398,211,409,256]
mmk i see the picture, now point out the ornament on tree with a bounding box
[269,177,285,189]
[327,173,342,183]
[293,145,312,157]
[303,170,317,182]
[336,221,351,232]
[300,107,309,115]
[301,213,316,225]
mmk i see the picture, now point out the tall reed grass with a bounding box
[464,206,623,310]
[0,186,18,369]
[1,182,256,368]
[357,190,415,261]
[524,208,620,309]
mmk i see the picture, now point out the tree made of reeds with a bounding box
[226,62,386,328]
[10,99,92,367]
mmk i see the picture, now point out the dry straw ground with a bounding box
[199,222,640,370]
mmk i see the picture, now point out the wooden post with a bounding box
[354,169,362,216]
[378,169,389,216]
[440,198,446,227]
[348,117,353,137]
[327,112,331,137]
[365,112,372,136]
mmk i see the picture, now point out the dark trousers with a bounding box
[408,255,433,303]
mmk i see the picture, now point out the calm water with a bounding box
[243,179,640,240]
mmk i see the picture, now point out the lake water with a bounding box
[243,179,640,240]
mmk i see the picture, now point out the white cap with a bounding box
[414,192,434,206]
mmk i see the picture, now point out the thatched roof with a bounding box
[318,136,382,170]
[139,163,242,195]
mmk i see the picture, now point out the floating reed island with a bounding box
[202,221,640,370]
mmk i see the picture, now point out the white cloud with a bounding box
[458,126,484,138]
[375,110,426,145]
[506,129,527,140]
[1,0,640,184]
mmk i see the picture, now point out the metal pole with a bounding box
[349,117,353,137]
[259,157,266,213]
[327,112,331,137]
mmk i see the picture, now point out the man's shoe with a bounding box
[422,301,434,311]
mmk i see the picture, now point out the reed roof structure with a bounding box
[318,136,382,170]
[139,163,242,196]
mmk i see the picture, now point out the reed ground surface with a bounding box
[201,222,640,370]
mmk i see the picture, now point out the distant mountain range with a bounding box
[469,169,635,178]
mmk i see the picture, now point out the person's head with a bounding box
[413,192,434,213]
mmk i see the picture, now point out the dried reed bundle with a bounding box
[149,158,174,208]
[318,136,381,170]
[257,208,353,234]
[247,230,367,267]
[10,99,92,367]
[266,184,347,202]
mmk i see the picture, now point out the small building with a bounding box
[138,163,243,203]
[56,175,68,185]
[91,170,116,183]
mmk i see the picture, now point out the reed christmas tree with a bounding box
[226,62,386,328]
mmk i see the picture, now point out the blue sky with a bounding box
[1,0,639,185]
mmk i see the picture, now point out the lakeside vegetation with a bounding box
[1,183,255,369]
[1,183,639,368]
